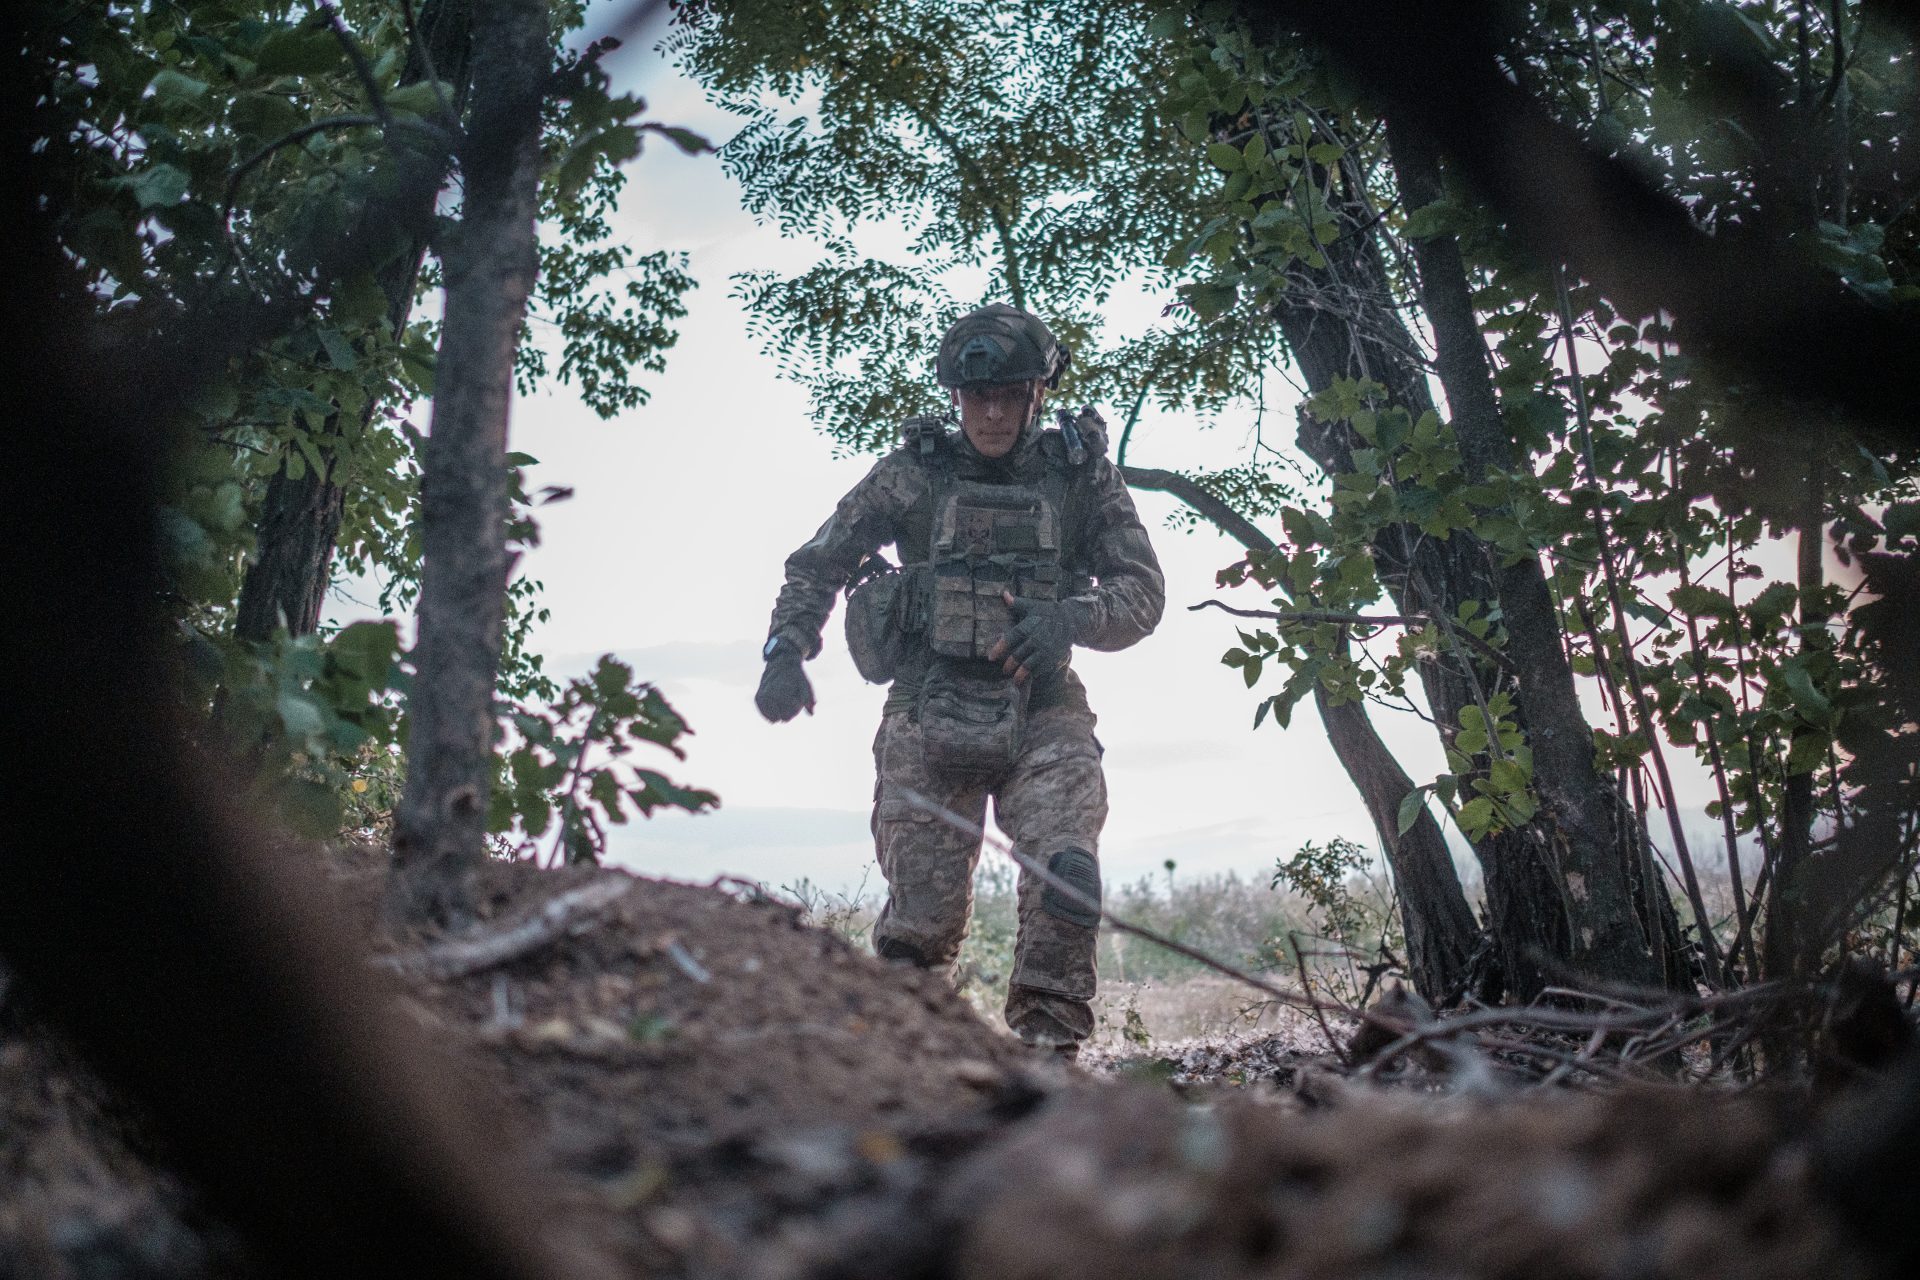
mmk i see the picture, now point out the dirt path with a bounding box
[0,854,1890,1279]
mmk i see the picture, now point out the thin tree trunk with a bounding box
[390,0,547,926]
[1314,669,1482,1002]
[233,0,474,643]
[1766,487,1828,977]
[1263,113,1679,998]
[1120,466,1481,1002]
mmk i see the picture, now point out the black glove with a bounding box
[755,645,815,722]
[989,592,1081,684]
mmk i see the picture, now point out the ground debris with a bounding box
[0,853,1899,1279]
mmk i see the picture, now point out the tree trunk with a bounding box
[233,0,474,643]
[1268,116,1680,997]
[1121,466,1481,1002]
[4,79,567,1274]
[1766,487,1828,978]
[1314,670,1482,1002]
[389,0,547,926]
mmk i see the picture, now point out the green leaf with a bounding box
[276,691,326,740]
[1183,279,1238,322]
[1785,732,1827,775]
[148,68,209,105]
[255,27,345,78]
[590,769,627,822]
[1206,141,1244,171]
[124,164,191,210]
[317,327,357,370]
[333,271,389,326]
[1402,201,1458,240]
[1489,757,1529,793]
[1780,660,1832,721]
[329,620,400,681]
[1747,582,1799,623]
[645,123,713,155]
[1669,583,1736,619]
[1396,786,1428,835]
[386,81,455,118]
[1457,796,1495,836]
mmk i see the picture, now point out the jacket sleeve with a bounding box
[1069,458,1165,652]
[766,452,923,660]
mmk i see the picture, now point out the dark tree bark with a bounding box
[1766,489,1828,979]
[1314,657,1482,1002]
[390,0,548,925]
[1123,466,1481,1002]
[1389,117,1684,994]
[1261,117,1681,998]
[233,0,474,643]
[2,39,569,1275]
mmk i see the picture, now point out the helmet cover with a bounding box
[936,303,1071,390]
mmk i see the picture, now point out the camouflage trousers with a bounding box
[869,702,1105,1047]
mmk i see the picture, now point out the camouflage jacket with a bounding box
[767,421,1165,713]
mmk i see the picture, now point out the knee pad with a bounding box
[1041,846,1100,928]
[876,936,930,967]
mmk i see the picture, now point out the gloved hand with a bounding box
[989,591,1081,685]
[755,646,815,722]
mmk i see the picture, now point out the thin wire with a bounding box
[895,787,1325,1013]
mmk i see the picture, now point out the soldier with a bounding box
[753,303,1165,1055]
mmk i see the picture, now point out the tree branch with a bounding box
[1190,600,1423,628]
[319,4,391,130]
[1120,464,1275,552]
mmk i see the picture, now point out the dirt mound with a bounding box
[889,1085,1862,1280]
[0,1017,241,1279]
[0,851,1895,1280]
[388,860,1048,1275]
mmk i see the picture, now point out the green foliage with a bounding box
[493,657,718,864]
[1270,836,1406,1002]
[31,1,711,846]
[200,619,407,836]
[669,0,1276,461]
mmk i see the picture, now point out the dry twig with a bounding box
[379,876,634,981]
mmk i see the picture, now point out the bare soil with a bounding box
[0,849,1893,1279]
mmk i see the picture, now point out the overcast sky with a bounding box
[334,7,1737,902]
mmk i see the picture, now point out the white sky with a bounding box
[334,7,1742,901]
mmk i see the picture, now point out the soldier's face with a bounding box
[955,380,1044,458]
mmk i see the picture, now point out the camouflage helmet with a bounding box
[935,303,1071,390]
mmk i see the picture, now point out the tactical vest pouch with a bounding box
[846,562,928,684]
[918,660,1027,779]
[928,481,1060,661]
[845,568,904,684]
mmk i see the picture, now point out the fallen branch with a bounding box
[378,876,634,981]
